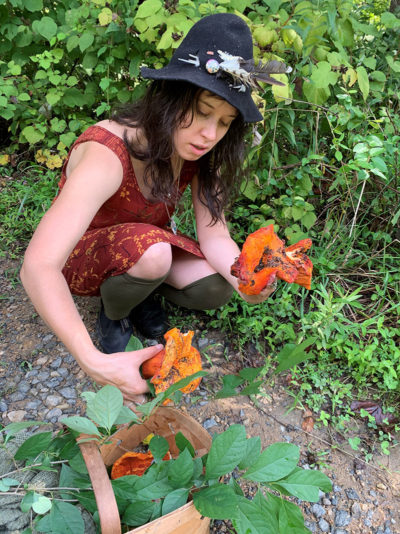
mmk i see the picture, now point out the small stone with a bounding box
[9,391,25,402]
[351,502,361,518]
[369,490,377,497]
[37,371,50,381]
[335,510,351,527]
[312,504,326,518]
[58,367,69,377]
[376,483,386,491]
[0,401,7,412]
[203,418,217,430]
[198,338,209,350]
[17,381,31,393]
[26,400,42,410]
[45,395,63,408]
[332,530,348,534]
[42,334,54,343]
[199,401,208,406]
[345,488,360,500]
[7,410,27,422]
[25,369,39,378]
[318,518,330,532]
[305,520,316,532]
[50,356,62,368]
[333,484,342,492]
[59,387,77,399]
[46,408,62,419]
[35,356,48,366]
[323,498,331,505]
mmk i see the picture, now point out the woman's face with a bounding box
[173,91,238,161]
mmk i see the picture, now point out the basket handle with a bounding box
[78,438,122,534]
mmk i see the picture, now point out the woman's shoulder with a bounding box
[94,120,139,144]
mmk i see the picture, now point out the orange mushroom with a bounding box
[141,328,202,398]
[231,225,313,295]
[111,450,171,480]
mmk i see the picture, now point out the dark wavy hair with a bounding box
[112,80,250,224]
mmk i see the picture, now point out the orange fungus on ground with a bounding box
[111,450,171,480]
[231,225,313,295]
[141,328,202,397]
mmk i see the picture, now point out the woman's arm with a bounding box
[191,176,274,304]
[20,142,162,400]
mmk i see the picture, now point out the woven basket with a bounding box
[78,406,212,534]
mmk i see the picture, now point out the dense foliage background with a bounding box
[1,0,399,454]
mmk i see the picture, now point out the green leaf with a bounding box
[66,35,79,52]
[36,501,84,533]
[215,374,244,398]
[240,380,263,396]
[310,62,339,89]
[135,0,162,19]
[271,468,332,501]
[238,436,261,469]
[301,211,317,230]
[85,385,123,430]
[149,435,170,462]
[60,416,101,436]
[114,405,140,425]
[0,477,19,491]
[125,335,143,351]
[205,425,247,479]
[336,18,354,47]
[22,125,45,144]
[193,484,238,519]
[134,463,173,499]
[385,55,400,73]
[362,57,376,70]
[168,448,194,488]
[278,497,309,532]
[2,421,46,437]
[79,31,94,53]
[59,464,92,493]
[232,496,277,534]
[356,66,369,101]
[32,495,52,514]
[303,81,330,105]
[162,488,189,515]
[380,11,400,29]
[175,431,195,457]
[239,367,263,382]
[63,88,85,108]
[32,17,57,41]
[243,443,300,482]
[122,500,155,526]
[275,338,316,373]
[14,432,53,461]
[25,0,43,11]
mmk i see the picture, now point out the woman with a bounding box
[20,13,286,401]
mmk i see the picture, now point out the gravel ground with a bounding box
[1,257,399,533]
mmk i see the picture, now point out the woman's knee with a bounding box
[127,242,172,279]
[160,273,233,310]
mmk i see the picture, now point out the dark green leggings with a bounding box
[100,272,233,320]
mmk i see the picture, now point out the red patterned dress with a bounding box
[58,125,204,296]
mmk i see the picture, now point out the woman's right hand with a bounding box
[84,344,164,402]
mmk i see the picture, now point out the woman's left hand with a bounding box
[238,281,277,304]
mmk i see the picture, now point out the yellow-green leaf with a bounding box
[356,66,369,101]
[98,7,113,26]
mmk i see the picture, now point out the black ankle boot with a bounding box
[130,294,168,339]
[97,302,133,354]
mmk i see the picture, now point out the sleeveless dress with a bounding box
[58,125,204,296]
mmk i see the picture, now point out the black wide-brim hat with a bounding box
[140,13,263,123]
